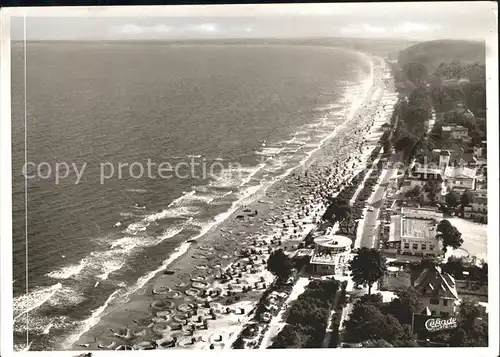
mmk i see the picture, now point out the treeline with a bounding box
[270,279,344,348]
[343,288,487,347]
[343,290,418,347]
[391,86,432,164]
[431,61,486,116]
[391,57,486,167]
[431,62,486,152]
[434,61,486,83]
[432,255,488,284]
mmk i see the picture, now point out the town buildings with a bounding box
[400,167,443,193]
[473,140,487,158]
[442,124,470,142]
[464,189,488,222]
[443,166,477,193]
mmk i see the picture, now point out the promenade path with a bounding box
[356,151,402,249]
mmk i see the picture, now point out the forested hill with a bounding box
[398,40,486,74]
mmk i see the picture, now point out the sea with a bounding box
[11,42,373,350]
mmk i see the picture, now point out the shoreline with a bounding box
[65,53,397,351]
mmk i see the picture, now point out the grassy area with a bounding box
[379,271,411,291]
[269,279,341,348]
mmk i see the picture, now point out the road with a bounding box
[358,152,402,249]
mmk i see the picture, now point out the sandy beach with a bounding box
[69,54,398,351]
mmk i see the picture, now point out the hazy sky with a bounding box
[9,2,497,41]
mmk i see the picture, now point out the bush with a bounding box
[270,279,341,348]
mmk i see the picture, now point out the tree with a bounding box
[446,298,488,347]
[270,324,312,348]
[466,63,486,84]
[349,248,387,295]
[441,255,469,279]
[394,135,417,158]
[457,298,482,330]
[478,261,488,285]
[445,191,460,209]
[267,249,293,282]
[383,139,392,155]
[460,190,473,207]
[436,220,464,253]
[322,198,351,224]
[338,215,357,236]
[344,302,407,345]
[359,293,384,307]
[323,198,356,235]
[343,303,385,341]
[423,179,442,203]
[404,63,428,87]
[385,287,424,326]
[405,185,422,200]
[393,325,419,347]
[429,122,443,142]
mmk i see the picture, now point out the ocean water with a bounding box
[11,42,372,350]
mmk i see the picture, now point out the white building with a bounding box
[309,234,352,274]
[443,166,476,193]
[442,125,470,142]
[384,207,443,258]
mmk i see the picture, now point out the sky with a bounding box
[8,2,498,41]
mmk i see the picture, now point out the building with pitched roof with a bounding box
[413,265,460,317]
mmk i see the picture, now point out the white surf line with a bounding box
[61,289,122,349]
[69,54,393,346]
[14,283,63,321]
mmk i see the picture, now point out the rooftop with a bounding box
[444,166,476,179]
[389,215,402,242]
[401,217,436,239]
[442,125,468,132]
[414,265,459,300]
[402,207,443,220]
[313,235,352,249]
